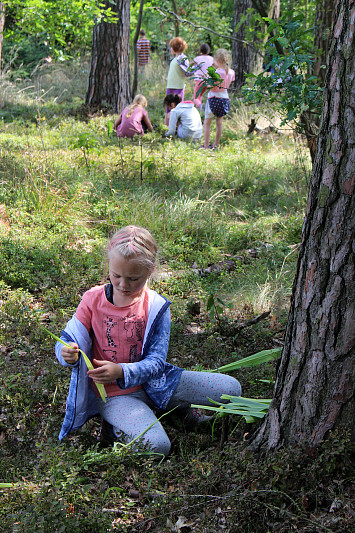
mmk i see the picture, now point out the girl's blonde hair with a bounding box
[214,49,230,74]
[125,94,147,118]
[108,226,157,273]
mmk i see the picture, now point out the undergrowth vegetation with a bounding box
[0,58,352,532]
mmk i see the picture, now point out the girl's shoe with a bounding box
[97,419,116,444]
[182,408,213,431]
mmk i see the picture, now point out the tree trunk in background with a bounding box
[313,0,336,82]
[0,3,5,70]
[232,0,252,90]
[171,0,179,36]
[250,0,355,452]
[300,0,336,163]
[131,0,144,99]
[249,0,281,74]
[86,0,131,113]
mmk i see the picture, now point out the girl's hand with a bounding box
[87,359,123,383]
[61,342,79,364]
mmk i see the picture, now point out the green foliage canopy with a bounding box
[4,0,118,60]
[243,13,324,130]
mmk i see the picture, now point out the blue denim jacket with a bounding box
[55,289,183,440]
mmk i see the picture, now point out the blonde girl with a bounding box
[114,94,153,138]
[202,49,235,149]
[56,226,241,456]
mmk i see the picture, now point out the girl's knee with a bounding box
[149,434,171,457]
[221,375,242,398]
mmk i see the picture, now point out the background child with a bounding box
[164,94,203,140]
[165,37,190,126]
[114,94,153,138]
[137,29,150,73]
[192,43,214,109]
[202,49,235,150]
[56,225,241,457]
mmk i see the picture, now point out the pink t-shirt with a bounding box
[117,106,148,138]
[193,54,214,79]
[75,285,149,397]
[210,68,235,93]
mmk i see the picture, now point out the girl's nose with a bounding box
[120,279,128,289]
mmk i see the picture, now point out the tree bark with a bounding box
[0,3,5,71]
[250,0,281,74]
[86,0,131,113]
[250,0,355,452]
[131,0,144,99]
[232,0,252,90]
[313,0,337,82]
[171,0,179,37]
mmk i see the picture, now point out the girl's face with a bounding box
[109,252,153,306]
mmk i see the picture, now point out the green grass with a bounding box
[0,58,352,532]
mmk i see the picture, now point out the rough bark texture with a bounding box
[131,0,144,99]
[86,0,131,113]
[0,3,5,69]
[232,0,252,90]
[249,0,281,74]
[300,0,337,163]
[251,0,355,451]
[314,0,337,82]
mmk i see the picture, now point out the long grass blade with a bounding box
[192,394,271,423]
[210,348,282,373]
[42,326,107,403]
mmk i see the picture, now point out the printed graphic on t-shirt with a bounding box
[102,349,118,362]
[103,314,146,363]
[103,316,119,347]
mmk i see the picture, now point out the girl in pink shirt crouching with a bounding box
[114,94,153,138]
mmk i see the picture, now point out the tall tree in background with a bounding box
[131,0,144,99]
[249,0,280,73]
[313,0,336,82]
[171,0,180,36]
[0,2,5,69]
[86,0,131,113]
[232,0,252,90]
[232,0,280,90]
[251,0,354,451]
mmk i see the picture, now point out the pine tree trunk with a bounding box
[250,0,355,452]
[313,0,336,82]
[131,0,144,100]
[86,0,131,113]
[0,3,5,70]
[232,0,252,90]
[249,0,281,75]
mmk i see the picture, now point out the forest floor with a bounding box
[0,58,353,532]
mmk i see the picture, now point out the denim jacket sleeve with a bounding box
[117,305,171,390]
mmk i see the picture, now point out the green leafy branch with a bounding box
[243,14,324,130]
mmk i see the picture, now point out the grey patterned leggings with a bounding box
[96,371,241,457]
